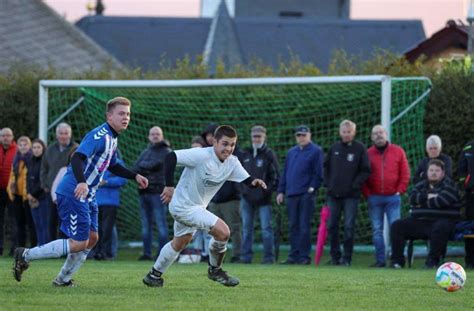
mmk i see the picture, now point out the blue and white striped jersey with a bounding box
[56,122,118,201]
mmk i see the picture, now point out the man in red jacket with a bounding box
[363,125,410,267]
[0,128,17,256]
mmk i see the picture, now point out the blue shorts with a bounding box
[57,194,98,241]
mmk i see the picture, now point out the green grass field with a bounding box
[1,250,472,310]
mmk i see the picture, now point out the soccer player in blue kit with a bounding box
[13,97,148,286]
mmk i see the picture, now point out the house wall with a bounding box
[424,46,466,69]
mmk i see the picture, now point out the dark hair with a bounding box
[191,136,206,147]
[428,159,445,171]
[31,138,47,155]
[214,125,237,141]
[106,97,131,113]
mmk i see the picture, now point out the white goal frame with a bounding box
[38,75,429,144]
[38,75,432,251]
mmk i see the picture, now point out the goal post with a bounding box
[38,75,432,244]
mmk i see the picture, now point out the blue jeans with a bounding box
[193,230,211,256]
[368,194,401,264]
[30,197,49,246]
[139,193,169,257]
[240,198,274,263]
[111,225,118,258]
[327,197,360,263]
[286,193,316,262]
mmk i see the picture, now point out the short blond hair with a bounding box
[107,97,131,113]
[17,136,31,147]
[339,120,356,130]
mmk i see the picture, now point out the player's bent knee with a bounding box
[87,231,99,249]
[171,234,193,251]
[210,223,230,242]
[69,239,89,253]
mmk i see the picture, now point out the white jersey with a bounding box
[170,147,249,215]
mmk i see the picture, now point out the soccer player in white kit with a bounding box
[143,125,267,287]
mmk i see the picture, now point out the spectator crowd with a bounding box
[0,120,473,269]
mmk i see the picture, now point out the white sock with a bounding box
[153,242,179,274]
[209,238,227,268]
[24,239,70,262]
[56,248,91,283]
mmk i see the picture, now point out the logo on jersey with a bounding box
[203,172,223,187]
[69,213,78,235]
[94,127,108,140]
[347,153,355,162]
[256,159,264,167]
[203,179,222,186]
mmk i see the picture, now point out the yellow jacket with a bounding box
[7,160,28,201]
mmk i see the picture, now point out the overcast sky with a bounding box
[44,0,467,37]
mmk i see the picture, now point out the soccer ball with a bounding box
[177,248,201,264]
[178,254,201,264]
[435,262,466,292]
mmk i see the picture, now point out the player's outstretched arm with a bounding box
[242,177,267,190]
[109,163,149,189]
[161,152,177,204]
[135,174,148,189]
[109,164,148,189]
[251,178,267,189]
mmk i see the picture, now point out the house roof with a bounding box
[76,16,212,70]
[404,20,469,62]
[203,1,244,75]
[0,0,121,73]
[234,18,425,70]
[76,14,425,72]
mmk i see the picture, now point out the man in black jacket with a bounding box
[238,126,279,264]
[135,126,172,260]
[390,159,461,268]
[324,120,370,266]
[458,140,474,268]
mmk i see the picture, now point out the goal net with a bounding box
[39,76,432,245]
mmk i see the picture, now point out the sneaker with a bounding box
[143,269,164,287]
[341,260,351,267]
[12,247,29,282]
[370,262,386,268]
[208,266,240,287]
[390,263,403,269]
[52,278,76,287]
[423,259,438,269]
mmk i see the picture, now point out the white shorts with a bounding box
[171,208,218,237]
